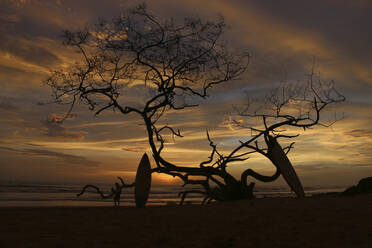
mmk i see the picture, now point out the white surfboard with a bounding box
[268,136,305,197]
[134,153,152,208]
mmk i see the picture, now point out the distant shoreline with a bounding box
[0,182,347,208]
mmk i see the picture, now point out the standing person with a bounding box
[113,182,122,207]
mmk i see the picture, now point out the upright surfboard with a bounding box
[134,153,152,208]
[267,136,305,197]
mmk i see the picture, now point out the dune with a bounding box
[0,195,371,248]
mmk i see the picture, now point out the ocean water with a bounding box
[0,182,345,207]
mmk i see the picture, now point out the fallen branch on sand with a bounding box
[77,177,135,206]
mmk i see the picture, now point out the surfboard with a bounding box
[134,153,152,208]
[267,136,305,197]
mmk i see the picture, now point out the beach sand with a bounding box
[0,195,371,248]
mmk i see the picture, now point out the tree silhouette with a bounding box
[47,4,248,204]
[47,4,344,204]
[222,68,345,197]
[177,69,345,203]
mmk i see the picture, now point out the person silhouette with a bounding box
[113,182,122,207]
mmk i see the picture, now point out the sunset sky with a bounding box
[1,0,371,189]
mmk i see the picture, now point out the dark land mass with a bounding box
[0,195,371,248]
[343,177,372,195]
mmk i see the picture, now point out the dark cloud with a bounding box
[24,143,42,147]
[0,146,99,167]
[121,147,143,153]
[0,34,60,68]
[40,114,85,140]
[0,95,18,114]
[0,65,44,88]
[344,129,372,138]
[248,0,372,61]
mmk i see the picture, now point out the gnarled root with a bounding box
[76,177,135,204]
[77,184,113,199]
[178,190,208,205]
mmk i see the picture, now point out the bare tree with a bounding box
[46,4,249,204]
[223,68,346,195]
[177,70,345,203]
[47,4,344,204]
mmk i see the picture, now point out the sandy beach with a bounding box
[0,195,371,248]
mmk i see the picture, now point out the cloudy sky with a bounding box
[1,0,371,188]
